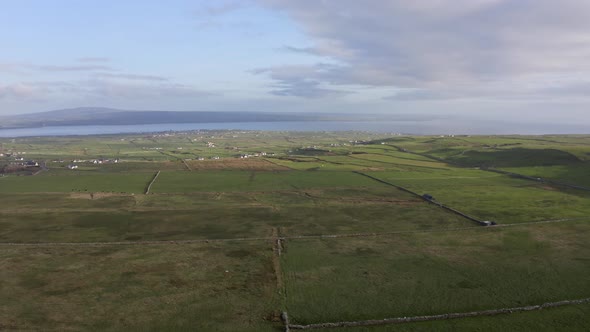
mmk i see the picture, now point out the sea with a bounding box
[0,120,586,137]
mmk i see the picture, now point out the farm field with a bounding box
[1,131,590,331]
[282,221,590,325]
[367,169,590,223]
[501,164,590,188]
[0,242,279,331]
[312,302,590,332]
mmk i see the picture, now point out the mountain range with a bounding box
[0,107,348,129]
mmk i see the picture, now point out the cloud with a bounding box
[280,45,317,55]
[0,83,44,99]
[94,73,168,81]
[0,58,213,106]
[32,64,115,72]
[87,81,214,99]
[257,0,590,100]
[0,63,115,73]
[0,63,23,74]
[0,80,214,102]
[77,57,110,63]
[195,1,248,16]
[253,64,354,98]
[270,78,349,98]
[192,1,253,30]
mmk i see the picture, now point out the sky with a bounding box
[1,0,589,131]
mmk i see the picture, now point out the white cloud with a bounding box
[0,83,43,99]
[94,73,168,81]
[257,0,590,100]
[77,57,110,63]
[0,62,115,73]
[0,80,214,103]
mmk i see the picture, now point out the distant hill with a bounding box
[0,107,352,129]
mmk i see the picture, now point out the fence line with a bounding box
[384,143,590,193]
[353,171,486,225]
[288,298,590,330]
[181,159,192,171]
[272,227,285,290]
[485,168,590,192]
[144,170,160,194]
[1,217,586,247]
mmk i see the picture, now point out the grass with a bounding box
[367,168,590,223]
[282,221,590,325]
[313,303,590,331]
[0,209,277,242]
[502,164,590,187]
[445,148,582,168]
[151,170,385,193]
[0,242,279,331]
[0,172,152,193]
[0,187,469,243]
[2,132,590,331]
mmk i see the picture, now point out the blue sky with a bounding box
[1,0,589,131]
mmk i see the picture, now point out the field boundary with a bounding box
[263,158,296,170]
[181,159,192,171]
[272,227,284,291]
[383,143,590,193]
[1,217,585,247]
[384,143,451,164]
[485,168,590,192]
[282,312,291,332]
[144,170,160,194]
[287,297,590,330]
[353,171,486,225]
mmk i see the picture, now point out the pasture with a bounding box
[1,131,589,331]
[282,221,590,325]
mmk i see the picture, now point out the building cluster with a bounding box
[64,158,119,169]
[191,156,220,161]
[13,160,39,167]
[0,152,39,168]
[0,151,27,158]
[69,158,119,164]
[239,152,270,159]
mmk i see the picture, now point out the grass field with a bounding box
[0,172,153,193]
[0,242,279,331]
[501,164,590,187]
[0,186,470,243]
[313,303,590,332]
[283,221,590,324]
[368,169,590,223]
[1,131,590,331]
[151,170,385,193]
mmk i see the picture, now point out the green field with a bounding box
[501,164,590,187]
[151,170,383,193]
[0,172,153,193]
[1,131,590,330]
[368,169,590,223]
[283,221,590,324]
[0,243,279,331]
